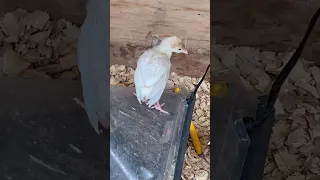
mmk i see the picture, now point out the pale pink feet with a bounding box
[133,92,148,104]
[151,101,169,114]
[133,93,168,114]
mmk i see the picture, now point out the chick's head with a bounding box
[160,36,188,54]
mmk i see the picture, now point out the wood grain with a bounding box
[110,0,210,77]
[110,0,210,51]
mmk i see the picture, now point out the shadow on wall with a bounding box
[212,0,320,64]
[0,0,86,25]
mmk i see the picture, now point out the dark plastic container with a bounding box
[110,86,191,180]
[211,73,259,180]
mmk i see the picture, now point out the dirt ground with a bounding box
[1,8,320,180]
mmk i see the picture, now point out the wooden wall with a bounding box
[110,0,210,77]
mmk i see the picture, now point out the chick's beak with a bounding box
[182,49,188,54]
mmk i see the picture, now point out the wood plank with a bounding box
[110,0,210,50]
[212,0,320,64]
[110,0,210,77]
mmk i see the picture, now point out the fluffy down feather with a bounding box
[77,0,109,134]
[134,36,188,109]
[134,51,171,107]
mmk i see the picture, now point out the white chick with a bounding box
[134,36,188,114]
[74,0,109,134]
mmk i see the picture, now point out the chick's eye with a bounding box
[178,49,181,50]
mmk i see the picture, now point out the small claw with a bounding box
[159,109,169,114]
[133,92,142,104]
[73,98,85,109]
[151,102,169,114]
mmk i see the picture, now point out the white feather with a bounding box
[134,49,171,107]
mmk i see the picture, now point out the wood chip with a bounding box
[29,30,51,45]
[59,71,77,80]
[0,12,21,36]
[21,10,49,30]
[21,69,51,79]
[287,175,305,180]
[194,170,209,180]
[289,60,310,83]
[220,50,236,68]
[273,148,300,175]
[24,49,43,63]
[2,45,30,76]
[294,81,319,98]
[310,66,320,95]
[234,46,261,66]
[58,53,77,69]
[62,21,80,40]
[309,157,320,175]
[260,51,276,65]
[3,36,19,43]
[286,128,309,148]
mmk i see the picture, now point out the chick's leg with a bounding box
[151,101,169,114]
[133,92,148,104]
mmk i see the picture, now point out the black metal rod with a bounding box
[173,97,196,180]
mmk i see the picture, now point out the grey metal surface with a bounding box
[110,86,187,180]
[0,77,109,180]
